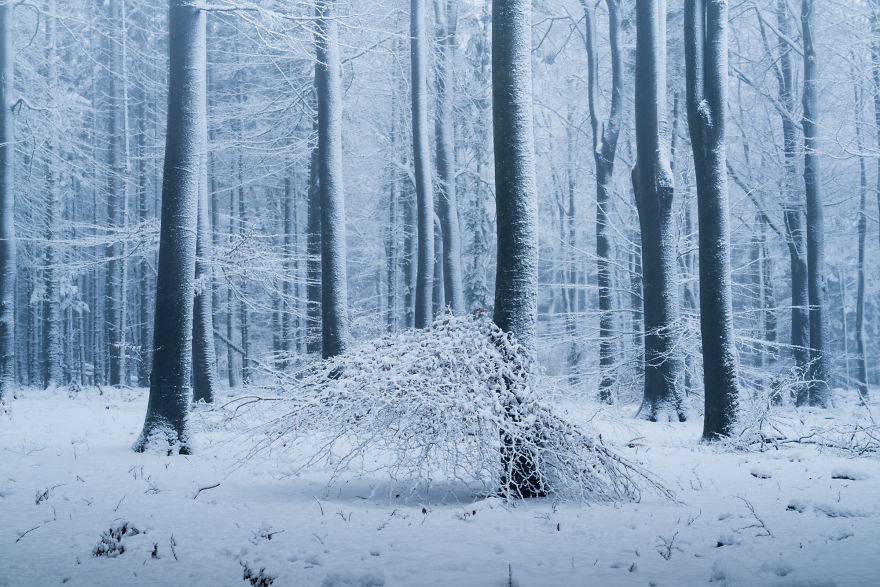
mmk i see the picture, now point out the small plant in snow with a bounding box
[92,521,140,558]
[248,313,671,502]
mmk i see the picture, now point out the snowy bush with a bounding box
[249,313,670,502]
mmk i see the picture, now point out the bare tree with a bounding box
[134,0,206,453]
[633,0,686,421]
[316,0,350,358]
[684,0,740,438]
[411,0,434,327]
[0,0,15,407]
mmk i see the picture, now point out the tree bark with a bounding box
[306,114,322,353]
[684,0,741,438]
[633,0,686,422]
[801,0,830,407]
[0,1,15,405]
[411,0,434,327]
[434,0,464,314]
[493,0,542,498]
[134,0,205,454]
[316,0,350,358]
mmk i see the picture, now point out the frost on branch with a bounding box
[250,313,671,502]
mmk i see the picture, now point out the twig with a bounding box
[15,524,42,543]
[193,483,221,500]
[313,496,324,516]
[170,534,178,561]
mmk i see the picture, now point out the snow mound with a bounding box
[252,313,671,501]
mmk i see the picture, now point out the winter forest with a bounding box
[1,0,880,584]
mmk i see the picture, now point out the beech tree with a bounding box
[684,0,740,438]
[493,0,541,497]
[633,0,685,422]
[0,0,14,408]
[316,0,349,358]
[135,0,206,453]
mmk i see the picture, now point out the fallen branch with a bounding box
[193,483,221,500]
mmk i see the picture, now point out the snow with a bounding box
[2,387,880,586]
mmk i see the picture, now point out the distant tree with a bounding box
[134,0,206,453]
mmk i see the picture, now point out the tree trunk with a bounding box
[854,81,869,403]
[801,0,830,407]
[583,0,623,402]
[191,80,217,403]
[306,115,322,353]
[411,0,434,327]
[106,0,124,387]
[434,0,464,314]
[684,0,740,438]
[433,213,445,314]
[493,0,542,498]
[0,1,15,406]
[134,0,205,454]
[226,186,238,387]
[316,0,350,358]
[633,0,685,422]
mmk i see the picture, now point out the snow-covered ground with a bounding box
[1,387,879,586]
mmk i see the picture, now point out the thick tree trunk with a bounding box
[854,81,869,402]
[685,0,740,439]
[411,0,434,327]
[0,1,14,405]
[633,0,685,422]
[434,0,464,314]
[493,0,542,498]
[316,0,350,358]
[135,0,205,454]
[801,0,830,408]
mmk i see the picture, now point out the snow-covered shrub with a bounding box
[250,313,670,502]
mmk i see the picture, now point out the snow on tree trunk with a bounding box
[493,0,542,497]
[411,0,434,328]
[192,81,217,403]
[583,0,623,403]
[684,0,741,439]
[434,0,464,315]
[134,0,205,454]
[306,115,322,354]
[633,0,686,422]
[316,0,350,358]
[854,82,869,403]
[0,1,15,407]
[801,0,830,408]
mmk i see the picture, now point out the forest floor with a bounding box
[1,385,879,586]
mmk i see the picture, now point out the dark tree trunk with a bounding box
[411,0,434,327]
[0,1,15,406]
[493,0,542,498]
[316,0,350,358]
[684,0,741,439]
[801,0,830,407]
[135,0,205,454]
[633,0,685,422]
[583,0,623,402]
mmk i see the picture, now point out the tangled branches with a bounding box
[250,313,672,502]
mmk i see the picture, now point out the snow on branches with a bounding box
[249,312,672,502]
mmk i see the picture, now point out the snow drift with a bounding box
[250,313,671,501]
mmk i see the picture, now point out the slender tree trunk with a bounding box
[191,72,217,403]
[226,186,238,387]
[854,81,869,403]
[411,0,434,327]
[137,84,151,387]
[106,0,124,387]
[493,0,542,498]
[633,0,685,422]
[316,0,350,358]
[583,0,623,402]
[0,1,15,406]
[306,115,322,353]
[135,0,206,454]
[433,213,445,314]
[801,0,830,407]
[685,0,740,438]
[282,176,295,362]
[434,0,464,314]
